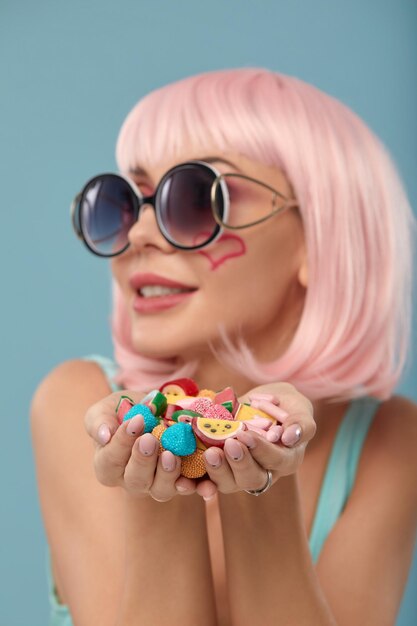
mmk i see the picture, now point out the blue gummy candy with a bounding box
[123,404,158,433]
[161,422,196,456]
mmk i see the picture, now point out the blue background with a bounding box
[1,0,416,624]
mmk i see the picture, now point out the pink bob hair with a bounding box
[110,67,416,402]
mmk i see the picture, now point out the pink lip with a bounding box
[130,272,197,314]
[129,272,197,291]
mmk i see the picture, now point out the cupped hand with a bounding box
[84,391,217,502]
[198,382,316,495]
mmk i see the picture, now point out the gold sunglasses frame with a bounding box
[210,172,299,230]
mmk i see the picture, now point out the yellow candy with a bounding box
[198,389,216,400]
[164,393,193,404]
[234,404,277,425]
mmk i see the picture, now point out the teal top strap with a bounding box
[308,396,381,564]
[81,353,122,392]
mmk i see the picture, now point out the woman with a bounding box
[31,68,417,626]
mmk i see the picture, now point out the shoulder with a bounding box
[30,357,117,482]
[31,357,114,424]
[362,394,417,475]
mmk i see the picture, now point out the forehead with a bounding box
[126,151,294,199]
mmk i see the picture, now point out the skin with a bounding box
[197,232,247,272]
[31,147,417,626]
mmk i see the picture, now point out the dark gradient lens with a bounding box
[157,163,225,248]
[79,174,137,256]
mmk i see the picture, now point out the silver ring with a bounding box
[244,469,273,496]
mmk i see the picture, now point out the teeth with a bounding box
[140,285,190,298]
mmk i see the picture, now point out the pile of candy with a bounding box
[116,378,278,478]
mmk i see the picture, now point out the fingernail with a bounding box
[250,399,289,419]
[97,424,111,446]
[203,494,216,502]
[237,431,256,448]
[266,425,283,443]
[138,434,157,456]
[126,415,143,436]
[176,484,188,493]
[266,429,280,443]
[161,450,176,472]
[281,424,302,446]
[224,438,244,461]
[249,393,275,402]
[204,447,222,468]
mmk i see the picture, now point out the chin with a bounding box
[130,326,196,361]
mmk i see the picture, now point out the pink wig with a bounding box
[110,68,416,401]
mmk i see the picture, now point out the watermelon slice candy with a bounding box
[115,395,135,424]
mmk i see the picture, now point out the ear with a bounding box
[297,257,308,288]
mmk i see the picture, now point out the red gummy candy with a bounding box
[159,378,199,396]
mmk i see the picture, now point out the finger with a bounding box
[248,398,290,422]
[196,479,218,501]
[223,438,270,491]
[248,392,278,403]
[85,390,148,445]
[236,429,306,477]
[122,433,160,495]
[148,451,182,502]
[175,475,199,496]
[94,415,146,486]
[265,424,284,442]
[203,447,237,493]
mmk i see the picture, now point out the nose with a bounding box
[127,203,174,253]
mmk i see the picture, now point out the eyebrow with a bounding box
[128,156,241,177]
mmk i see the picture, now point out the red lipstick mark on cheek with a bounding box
[197,233,246,271]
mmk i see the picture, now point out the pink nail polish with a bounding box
[237,431,256,448]
[97,424,111,446]
[126,415,143,436]
[161,450,176,472]
[138,434,157,456]
[224,438,243,461]
[281,424,302,446]
[266,429,280,443]
[204,447,222,468]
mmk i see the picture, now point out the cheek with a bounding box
[197,233,246,271]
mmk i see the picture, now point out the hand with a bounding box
[84,390,217,502]
[201,382,316,494]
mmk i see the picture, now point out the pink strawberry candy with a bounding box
[205,403,234,421]
[189,397,213,414]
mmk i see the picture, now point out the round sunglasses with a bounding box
[71,160,298,257]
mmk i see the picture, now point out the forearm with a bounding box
[117,492,217,626]
[218,474,337,626]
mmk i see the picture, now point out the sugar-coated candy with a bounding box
[161,422,197,456]
[152,423,167,454]
[198,389,216,400]
[190,397,234,421]
[123,404,159,433]
[181,449,207,478]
